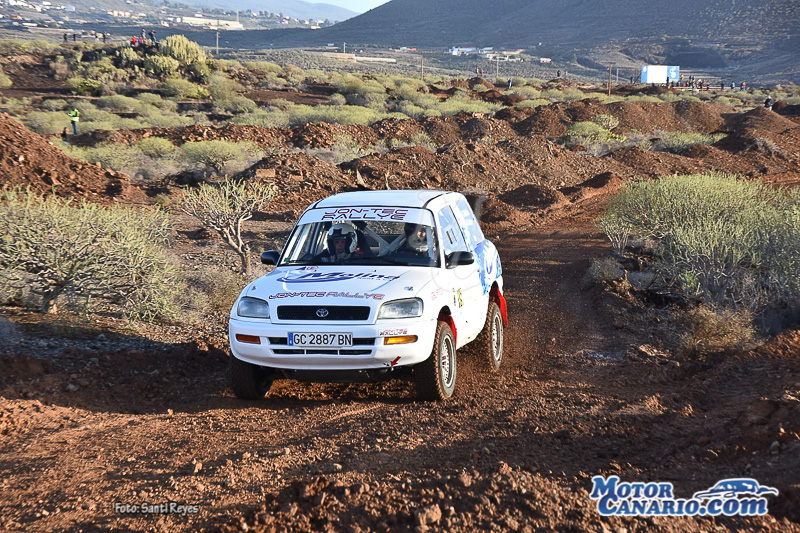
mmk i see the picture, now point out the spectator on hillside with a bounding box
[131,36,138,47]
[557,69,561,78]
[68,108,80,135]
[72,33,77,42]
[61,127,69,146]
[765,96,773,110]
[507,77,512,89]
[141,28,147,43]
[102,32,108,43]
[63,33,68,43]
[740,81,746,91]
[149,29,156,44]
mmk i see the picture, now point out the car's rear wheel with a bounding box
[230,357,273,400]
[415,321,457,401]
[474,301,504,371]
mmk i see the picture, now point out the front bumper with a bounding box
[228,317,437,371]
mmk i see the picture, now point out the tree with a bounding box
[179,180,276,276]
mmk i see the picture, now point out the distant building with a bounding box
[448,47,477,56]
[539,57,552,63]
[178,15,244,30]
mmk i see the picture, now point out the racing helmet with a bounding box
[327,223,358,257]
[404,223,429,253]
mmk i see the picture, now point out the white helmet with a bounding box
[327,223,358,257]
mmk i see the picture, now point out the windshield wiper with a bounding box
[280,259,319,266]
[344,256,408,266]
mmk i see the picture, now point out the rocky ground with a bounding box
[0,90,799,532]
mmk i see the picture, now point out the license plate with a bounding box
[288,332,353,348]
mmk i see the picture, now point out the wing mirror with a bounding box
[446,251,475,268]
[260,250,280,265]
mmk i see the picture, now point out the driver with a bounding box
[400,223,433,257]
[318,223,365,263]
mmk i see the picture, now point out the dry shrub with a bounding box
[677,306,756,360]
[181,266,248,320]
[587,256,624,284]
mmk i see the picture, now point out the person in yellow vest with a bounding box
[68,108,80,135]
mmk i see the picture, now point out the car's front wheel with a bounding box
[230,357,273,400]
[415,321,457,401]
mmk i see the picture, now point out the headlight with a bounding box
[377,298,423,319]
[237,297,270,318]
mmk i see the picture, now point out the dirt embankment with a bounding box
[0,114,129,201]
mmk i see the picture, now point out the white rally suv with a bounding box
[228,190,507,400]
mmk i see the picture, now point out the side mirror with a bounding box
[446,251,475,268]
[260,250,280,265]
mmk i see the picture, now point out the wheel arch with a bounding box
[437,306,457,345]
[490,283,508,327]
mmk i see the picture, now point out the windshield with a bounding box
[281,219,440,267]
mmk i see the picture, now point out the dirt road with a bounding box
[1,198,798,532]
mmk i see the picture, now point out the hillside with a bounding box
[316,0,796,48]
[265,0,799,82]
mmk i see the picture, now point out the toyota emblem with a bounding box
[316,308,329,318]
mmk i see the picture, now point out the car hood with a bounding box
[242,266,436,306]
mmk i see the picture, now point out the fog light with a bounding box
[383,335,418,345]
[235,334,261,344]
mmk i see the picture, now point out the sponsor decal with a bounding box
[430,288,447,300]
[269,291,384,300]
[383,356,402,367]
[590,476,778,517]
[277,271,401,284]
[456,288,463,308]
[321,208,410,221]
[379,328,408,336]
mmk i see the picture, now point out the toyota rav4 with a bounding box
[228,190,507,400]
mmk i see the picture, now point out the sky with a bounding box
[322,0,390,13]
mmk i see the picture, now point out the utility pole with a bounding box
[343,41,346,54]
[215,28,220,55]
[496,56,499,79]
[420,56,424,80]
[607,64,613,96]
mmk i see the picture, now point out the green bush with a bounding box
[0,188,180,320]
[23,111,68,135]
[231,109,290,128]
[159,35,206,65]
[287,104,389,126]
[593,114,619,131]
[559,121,626,146]
[116,46,141,69]
[515,98,550,108]
[97,94,141,112]
[144,55,180,77]
[66,77,103,96]
[0,67,11,89]
[650,131,726,153]
[179,140,250,175]
[136,137,176,158]
[598,173,800,310]
[162,78,209,99]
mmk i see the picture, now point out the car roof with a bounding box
[311,190,450,209]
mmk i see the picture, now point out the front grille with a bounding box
[276,305,370,321]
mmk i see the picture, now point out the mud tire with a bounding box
[474,301,504,371]
[415,321,457,401]
[230,357,273,400]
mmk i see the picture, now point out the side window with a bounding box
[454,197,485,250]
[437,206,468,255]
